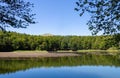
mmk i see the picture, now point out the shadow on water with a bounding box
[0,54,120,74]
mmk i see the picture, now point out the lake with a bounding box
[0,54,120,78]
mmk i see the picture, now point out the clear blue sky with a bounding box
[8,0,92,36]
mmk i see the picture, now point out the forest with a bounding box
[0,31,120,52]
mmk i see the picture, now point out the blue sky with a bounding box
[8,0,92,36]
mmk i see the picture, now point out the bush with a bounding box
[107,46,118,50]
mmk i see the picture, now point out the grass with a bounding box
[57,49,120,53]
[106,50,120,52]
[58,49,119,52]
[12,49,120,53]
[57,50,74,52]
[13,50,48,53]
[84,50,119,52]
[77,50,106,52]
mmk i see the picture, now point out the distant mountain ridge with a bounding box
[42,33,54,36]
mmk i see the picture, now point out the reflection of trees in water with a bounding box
[0,54,120,74]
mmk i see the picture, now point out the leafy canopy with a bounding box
[75,0,120,35]
[0,0,35,31]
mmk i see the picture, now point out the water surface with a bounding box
[0,54,120,78]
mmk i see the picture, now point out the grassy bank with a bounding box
[0,50,119,60]
[78,50,120,52]
[12,49,120,53]
[13,50,48,53]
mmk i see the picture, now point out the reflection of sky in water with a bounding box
[0,66,120,78]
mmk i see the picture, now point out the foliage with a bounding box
[75,0,120,35]
[107,46,118,50]
[0,0,35,31]
[0,31,120,51]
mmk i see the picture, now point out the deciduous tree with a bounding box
[0,0,35,31]
[75,0,120,35]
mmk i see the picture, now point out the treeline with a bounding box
[0,31,120,52]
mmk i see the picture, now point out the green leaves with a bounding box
[75,0,120,35]
[0,0,35,31]
[0,32,119,51]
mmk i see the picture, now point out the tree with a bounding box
[69,37,79,51]
[0,0,35,31]
[75,0,120,35]
[61,37,69,50]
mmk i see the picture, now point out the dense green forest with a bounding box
[0,31,120,52]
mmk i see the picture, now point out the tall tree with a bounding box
[75,0,120,35]
[0,0,35,31]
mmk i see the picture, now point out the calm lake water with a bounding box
[0,54,120,78]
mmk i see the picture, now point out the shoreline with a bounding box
[0,51,119,60]
[0,52,81,60]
